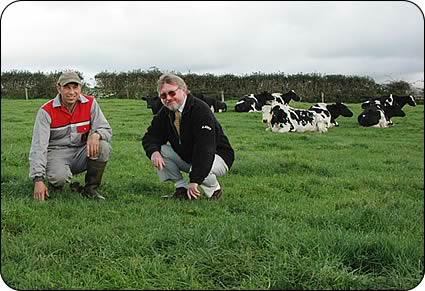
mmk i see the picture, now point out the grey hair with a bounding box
[157,73,187,94]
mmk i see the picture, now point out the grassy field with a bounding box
[1,98,424,290]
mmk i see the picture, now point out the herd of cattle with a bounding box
[142,90,417,133]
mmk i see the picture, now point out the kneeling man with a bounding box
[29,70,112,201]
[142,73,234,200]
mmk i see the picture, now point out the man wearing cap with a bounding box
[29,70,112,201]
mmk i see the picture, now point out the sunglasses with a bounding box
[159,88,180,100]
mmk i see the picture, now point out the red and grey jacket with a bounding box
[29,94,112,180]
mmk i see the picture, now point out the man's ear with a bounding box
[182,87,188,95]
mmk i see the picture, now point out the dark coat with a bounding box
[142,94,234,184]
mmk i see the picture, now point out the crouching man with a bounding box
[142,73,234,200]
[29,70,112,201]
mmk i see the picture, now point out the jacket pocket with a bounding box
[77,124,90,133]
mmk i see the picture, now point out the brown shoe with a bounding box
[210,189,222,200]
[161,187,188,199]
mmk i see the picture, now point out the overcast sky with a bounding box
[1,1,424,88]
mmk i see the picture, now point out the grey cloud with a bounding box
[1,1,423,87]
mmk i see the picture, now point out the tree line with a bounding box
[1,68,423,103]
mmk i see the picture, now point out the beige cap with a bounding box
[57,71,82,86]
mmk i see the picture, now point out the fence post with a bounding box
[221,90,224,102]
[25,88,29,100]
[321,92,324,103]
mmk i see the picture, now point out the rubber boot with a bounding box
[83,160,107,200]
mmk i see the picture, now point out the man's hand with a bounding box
[151,151,165,171]
[87,132,101,158]
[187,183,201,200]
[33,181,49,201]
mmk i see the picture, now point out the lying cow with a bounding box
[267,101,328,133]
[358,99,405,128]
[361,94,410,126]
[271,90,302,105]
[235,91,274,112]
[365,94,416,109]
[309,102,353,127]
[142,93,227,114]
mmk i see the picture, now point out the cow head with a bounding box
[277,90,301,104]
[335,102,354,117]
[262,105,272,124]
[394,95,417,108]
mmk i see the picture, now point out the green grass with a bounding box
[1,98,424,290]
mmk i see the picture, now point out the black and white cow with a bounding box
[361,94,411,126]
[358,99,405,128]
[266,101,328,133]
[142,93,227,114]
[235,90,301,112]
[392,94,416,108]
[234,91,275,112]
[365,94,416,110]
[271,90,302,105]
[309,102,353,127]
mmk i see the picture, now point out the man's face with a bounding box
[56,82,81,106]
[159,83,186,112]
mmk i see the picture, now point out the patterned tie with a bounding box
[174,111,181,135]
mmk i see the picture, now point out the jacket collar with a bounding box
[182,94,195,114]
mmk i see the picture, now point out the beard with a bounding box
[162,99,182,112]
[163,103,179,112]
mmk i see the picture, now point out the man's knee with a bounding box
[97,140,112,162]
[160,144,174,158]
[47,167,71,187]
